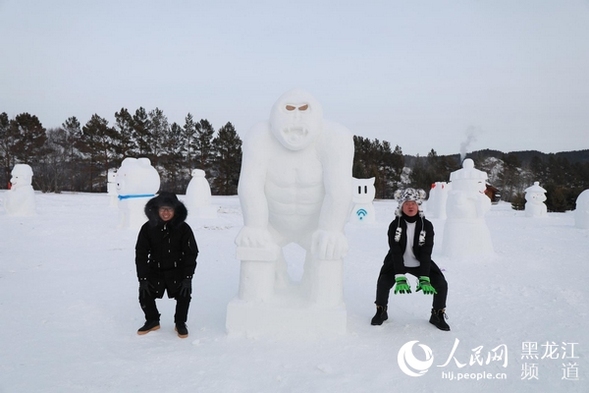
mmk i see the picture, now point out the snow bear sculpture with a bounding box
[227,88,354,336]
[4,164,36,216]
[524,181,547,218]
[115,157,160,229]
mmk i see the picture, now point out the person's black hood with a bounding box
[144,192,188,228]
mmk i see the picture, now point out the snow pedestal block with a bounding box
[226,246,347,338]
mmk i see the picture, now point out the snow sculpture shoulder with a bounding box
[442,159,493,258]
[350,177,376,223]
[115,157,160,229]
[575,189,589,229]
[524,181,547,218]
[185,169,217,219]
[4,164,36,216]
[227,89,354,337]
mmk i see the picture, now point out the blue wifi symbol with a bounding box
[356,209,368,220]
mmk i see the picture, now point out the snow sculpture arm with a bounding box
[235,124,275,248]
[311,123,354,260]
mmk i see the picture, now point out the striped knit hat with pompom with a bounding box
[394,188,426,217]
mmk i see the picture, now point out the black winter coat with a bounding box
[135,192,198,298]
[384,215,435,277]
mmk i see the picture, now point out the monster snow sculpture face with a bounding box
[269,89,324,151]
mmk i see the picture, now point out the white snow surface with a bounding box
[1,192,588,392]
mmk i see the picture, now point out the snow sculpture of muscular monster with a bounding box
[228,89,354,336]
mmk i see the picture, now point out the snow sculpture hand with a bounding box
[394,274,412,294]
[235,226,275,248]
[311,230,349,260]
[416,276,437,295]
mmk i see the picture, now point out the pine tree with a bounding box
[212,122,242,195]
[114,108,136,158]
[9,113,47,165]
[195,119,215,174]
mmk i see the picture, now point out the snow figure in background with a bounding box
[4,164,36,216]
[185,169,217,219]
[227,88,354,337]
[350,177,376,224]
[575,190,589,229]
[524,182,547,218]
[107,168,118,207]
[116,157,160,229]
[442,159,493,258]
[427,182,450,219]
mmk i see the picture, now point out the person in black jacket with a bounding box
[135,192,198,338]
[370,188,450,331]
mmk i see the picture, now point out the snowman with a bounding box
[442,159,493,257]
[4,164,36,216]
[575,189,589,229]
[427,181,450,219]
[524,181,547,217]
[185,169,217,219]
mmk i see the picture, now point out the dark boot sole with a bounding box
[175,326,189,338]
[137,325,160,335]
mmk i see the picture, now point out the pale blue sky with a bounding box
[1,0,588,155]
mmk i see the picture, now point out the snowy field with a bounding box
[1,192,587,393]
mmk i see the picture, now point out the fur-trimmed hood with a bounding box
[144,192,188,228]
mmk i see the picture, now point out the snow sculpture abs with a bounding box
[235,89,354,307]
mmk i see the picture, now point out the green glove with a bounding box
[394,274,412,294]
[416,276,437,295]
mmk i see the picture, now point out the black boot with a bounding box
[371,305,388,326]
[175,322,189,338]
[137,320,160,335]
[429,308,450,331]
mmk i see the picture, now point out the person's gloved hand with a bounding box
[139,278,154,297]
[394,274,412,294]
[416,276,437,295]
[179,278,192,297]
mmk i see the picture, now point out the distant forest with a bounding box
[2,110,588,212]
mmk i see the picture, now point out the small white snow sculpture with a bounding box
[442,159,493,257]
[107,168,118,207]
[4,164,36,216]
[227,88,354,337]
[185,169,217,219]
[115,157,160,229]
[427,181,450,219]
[350,177,376,224]
[575,189,589,229]
[524,181,547,217]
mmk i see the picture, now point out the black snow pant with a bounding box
[139,291,191,324]
[375,260,448,310]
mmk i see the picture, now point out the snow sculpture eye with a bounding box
[298,104,308,111]
[285,105,296,111]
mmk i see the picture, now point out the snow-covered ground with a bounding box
[1,192,587,392]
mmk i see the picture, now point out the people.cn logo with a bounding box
[356,208,368,220]
[397,340,434,377]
